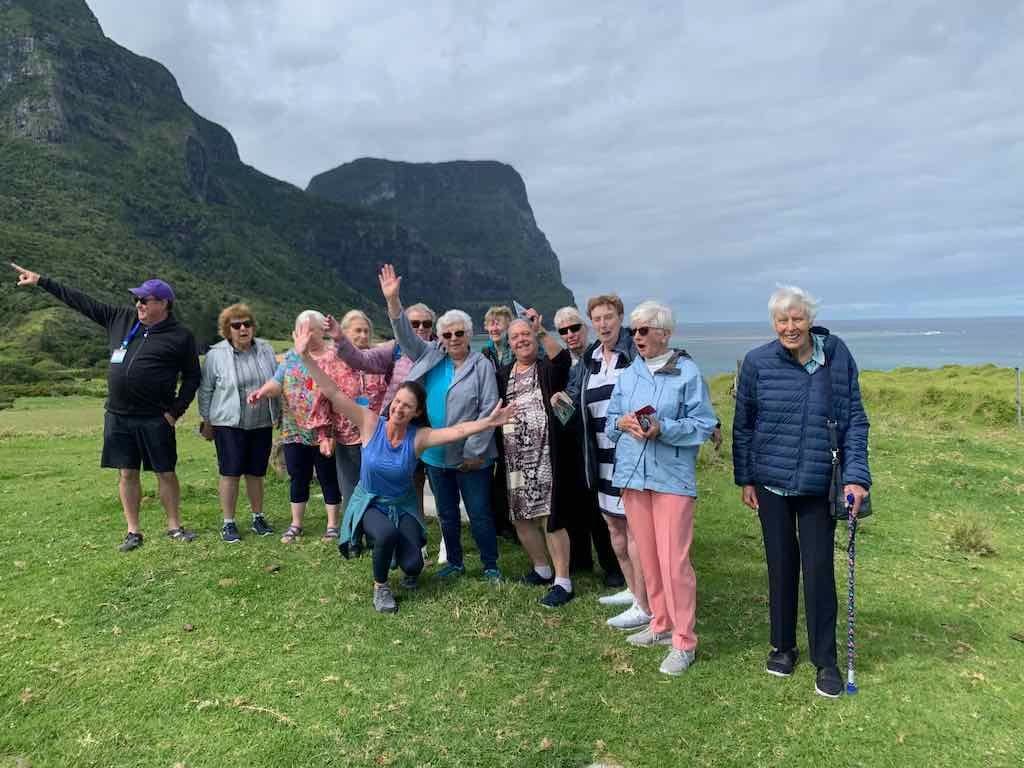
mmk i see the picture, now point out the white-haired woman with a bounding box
[733,286,870,698]
[379,264,502,580]
[554,306,589,365]
[309,309,389,513]
[248,310,343,542]
[606,301,718,676]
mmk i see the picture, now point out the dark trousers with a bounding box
[362,506,424,584]
[568,489,621,576]
[756,487,838,668]
[282,443,341,505]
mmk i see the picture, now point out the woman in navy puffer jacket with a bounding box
[733,285,870,700]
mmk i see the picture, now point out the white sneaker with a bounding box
[626,626,673,647]
[659,648,696,676]
[436,538,447,566]
[606,603,652,631]
[597,588,634,607]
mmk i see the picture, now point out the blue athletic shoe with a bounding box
[221,521,241,544]
[436,563,466,579]
[482,568,502,582]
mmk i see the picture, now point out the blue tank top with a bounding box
[359,418,419,497]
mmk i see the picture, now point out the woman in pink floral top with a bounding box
[308,310,390,510]
[249,310,343,543]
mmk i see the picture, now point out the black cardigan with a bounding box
[495,349,572,530]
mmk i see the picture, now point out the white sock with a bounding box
[534,564,553,579]
[554,577,573,593]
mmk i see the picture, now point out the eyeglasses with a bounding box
[230,320,254,330]
[628,326,664,337]
[134,296,157,306]
[557,323,583,336]
[410,319,433,329]
[441,330,466,340]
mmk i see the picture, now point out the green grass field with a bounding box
[1,367,1022,767]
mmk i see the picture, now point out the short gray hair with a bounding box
[340,309,372,334]
[437,308,473,336]
[554,306,584,328]
[294,309,325,332]
[768,285,820,324]
[630,300,675,335]
[406,302,436,321]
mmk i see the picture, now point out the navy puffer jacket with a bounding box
[732,328,871,495]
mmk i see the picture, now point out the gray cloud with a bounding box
[87,0,1024,320]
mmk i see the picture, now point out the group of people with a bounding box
[11,260,870,697]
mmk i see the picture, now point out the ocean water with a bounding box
[672,316,1024,375]
[473,316,1024,375]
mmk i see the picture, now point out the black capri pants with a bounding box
[282,442,342,505]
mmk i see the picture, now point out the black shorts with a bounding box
[102,412,178,473]
[213,426,273,477]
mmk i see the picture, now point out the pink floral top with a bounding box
[273,350,335,446]
[308,355,389,445]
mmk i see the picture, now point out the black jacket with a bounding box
[40,277,200,419]
[496,349,572,530]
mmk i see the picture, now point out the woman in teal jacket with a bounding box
[606,300,718,676]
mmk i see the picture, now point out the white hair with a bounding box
[768,285,820,324]
[554,306,584,328]
[340,309,372,334]
[629,300,675,334]
[437,308,473,336]
[294,309,325,332]
[406,302,436,321]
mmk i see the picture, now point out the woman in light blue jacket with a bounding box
[606,301,718,676]
[198,303,280,543]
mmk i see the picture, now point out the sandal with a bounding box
[280,525,302,544]
[321,526,340,542]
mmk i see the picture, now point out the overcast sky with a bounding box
[87,0,1024,322]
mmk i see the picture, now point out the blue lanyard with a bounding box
[120,321,142,350]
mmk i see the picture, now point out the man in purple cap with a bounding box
[11,263,201,551]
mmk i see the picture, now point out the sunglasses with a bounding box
[410,319,433,329]
[557,323,583,336]
[230,320,254,330]
[134,296,158,306]
[629,326,663,337]
[441,330,467,340]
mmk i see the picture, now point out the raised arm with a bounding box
[414,402,512,455]
[325,315,397,374]
[12,263,123,329]
[294,325,377,439]
[524,308,564,361]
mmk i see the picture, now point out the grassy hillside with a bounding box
[0,366,1021,767]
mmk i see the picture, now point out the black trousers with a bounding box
[567,488,621,577]
[362,506,424,584]
[756,487,837,669]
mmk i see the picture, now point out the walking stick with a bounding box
[845,493,859,695]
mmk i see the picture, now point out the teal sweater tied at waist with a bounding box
[338,484,425,559]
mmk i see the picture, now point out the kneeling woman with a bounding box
[295,324,511,613]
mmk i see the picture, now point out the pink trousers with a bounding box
[622,489,697,652]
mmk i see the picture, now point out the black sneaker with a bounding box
[519,569,555,586]
[251,515,274,536]
[118,531,144,552]
[815,666,843,698]
[766,647,799,677]
[539,585,575,608]
[221,521,241,543]
[603,571,626,589]
[166,527,197,542]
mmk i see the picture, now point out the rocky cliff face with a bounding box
[307,158,575,322]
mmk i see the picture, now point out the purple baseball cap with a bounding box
[129,278,175,302]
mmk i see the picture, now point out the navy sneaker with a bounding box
[221,521,241,543]
[436,563,466,579]
[766,647,799,677]
[519,569,555,586]
[540,585,575,608]
[251,515,274,536]
[815,666,843,698]
[118,531,144,552]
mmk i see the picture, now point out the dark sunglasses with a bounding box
[410,319,433,329]
[134,296,158,306]
[230,320,254,330]
[441,330,466,340]
[628,326,663,337]
[557,323,583,336]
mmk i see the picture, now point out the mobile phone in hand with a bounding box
[635,405,655,431]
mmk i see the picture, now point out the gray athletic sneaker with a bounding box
[659,648,696,676]
[626,626,673,647]
[373,584,398,614]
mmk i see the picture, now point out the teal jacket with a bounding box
[338,483,425,559]
[605,350,718,497]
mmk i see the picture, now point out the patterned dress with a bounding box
[502,363,553,521]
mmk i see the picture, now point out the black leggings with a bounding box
[282,443,342,505]
[361,506,424,583]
